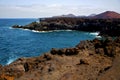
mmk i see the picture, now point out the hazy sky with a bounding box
[0,0,120,18]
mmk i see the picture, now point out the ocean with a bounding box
[0,18,100,65]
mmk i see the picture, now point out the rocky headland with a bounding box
[12,18,120,36]
[0,37,120,80]
[12,11,120,36]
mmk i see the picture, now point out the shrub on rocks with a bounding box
[50,48,58,55]
[43,54,52,60]
[50,48,79,56]
[77,59,89,65]
[65,48,79,56]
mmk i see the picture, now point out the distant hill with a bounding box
[53,14,76,18]
[93,11,120,19]
[87,14,97,18]
[52,11,120,19]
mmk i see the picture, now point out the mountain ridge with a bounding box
[52,11,120,19]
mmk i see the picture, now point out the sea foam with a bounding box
[6,54,17,65]
[31,29,73,33]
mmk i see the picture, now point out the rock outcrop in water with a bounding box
[0,37,120,80]
[12,17,120,37]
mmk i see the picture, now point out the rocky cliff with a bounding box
[0,37,120,80]
[12,17,120,37]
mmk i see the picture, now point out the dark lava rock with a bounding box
[43,54,52,60]
[79,59,89,65]
[103,37,116,57]
[50,48,58,55]
[12,25,22,28]
[51,48,79,56]
[24,63,29,72]
[65,48,79,56]
[93,38,103,48]
[76,40,95,50]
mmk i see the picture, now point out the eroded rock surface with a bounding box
[0,37,120,80]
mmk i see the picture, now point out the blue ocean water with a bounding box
[0,18,99,65]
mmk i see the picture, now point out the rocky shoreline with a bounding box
[12,17,120,36]
[0,37,120,80]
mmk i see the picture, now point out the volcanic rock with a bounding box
[0,37,120,80]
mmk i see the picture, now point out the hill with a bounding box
[93,11,120,19]
[53,14,76,17]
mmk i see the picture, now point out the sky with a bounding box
[0,0,120,18]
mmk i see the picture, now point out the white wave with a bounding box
[95,36,101,38]
[23,29,31,31]
[89,32,101,38]
[6,54,17,65]
[31,29,73,33]
[9,27,13,29]
[32,30,53,33]
[54,30,72,32]
[6,58,15,65]
[90,32,99,35]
